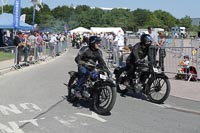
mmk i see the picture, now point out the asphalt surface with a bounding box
[0,47,199,133]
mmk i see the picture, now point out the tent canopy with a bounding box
[90,27,124,35]
[70,27,91,33]
[0,13,33,30]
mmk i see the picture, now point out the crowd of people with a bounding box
[13,31,68,68]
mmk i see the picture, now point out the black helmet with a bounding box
[140,34,153,46]
[89,36,101,48]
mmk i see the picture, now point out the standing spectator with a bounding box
[107,33,114,51]
[42,32,48,42]
[49,33,58,57]
[60,33,67,51]
[158,31,167,71]
[3,31,8,46]
[35,32,43,60]
[56,33,62,55]
[148,27,159,66]
[113,31,125,65]
[14,31,24,68]
[114,30,125,48]
[21,33,29,64]
[27,31,37,62]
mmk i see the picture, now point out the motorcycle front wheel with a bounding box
[147,75,171,104]
[92,83,117,115]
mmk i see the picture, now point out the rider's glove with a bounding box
[136,59,145,64]
[78,60,86,65]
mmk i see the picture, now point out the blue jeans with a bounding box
[76,66,95,91]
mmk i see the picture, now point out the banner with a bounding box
[64,24,68,33]
[13,0,21,28]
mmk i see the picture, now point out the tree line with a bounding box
[1,3,199,32]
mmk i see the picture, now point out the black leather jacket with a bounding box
[126,42,149,65]
[75,46,108,70]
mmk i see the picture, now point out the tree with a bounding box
[132,8,152,29]
[153,10,177,30]
[179,16,192,29]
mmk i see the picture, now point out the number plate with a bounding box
[100,74,107,80]
[153,67,161,73]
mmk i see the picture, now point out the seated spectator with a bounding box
[179,55,190,79]
[119,45,132,67]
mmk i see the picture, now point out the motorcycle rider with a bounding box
[74,36,110,98]
[122,34,153,92]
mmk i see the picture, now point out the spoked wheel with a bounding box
[147,75,171,104]
[116,69,128,94]
[92,84,116,115]
[67,75,78,102]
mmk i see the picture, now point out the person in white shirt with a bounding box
[148,27,159,66]
[49,34,58,57]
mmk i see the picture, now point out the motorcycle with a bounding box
[67,60,117,115]
[74,37,81,49]
[113,61,171,104]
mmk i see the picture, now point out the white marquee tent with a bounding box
[90,27,124,35]
[70,27,91,33]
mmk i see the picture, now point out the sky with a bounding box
[0,0,199,19]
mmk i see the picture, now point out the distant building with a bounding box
[192,18,200,26]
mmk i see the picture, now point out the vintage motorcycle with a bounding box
[114,61,171,104]
[67,60,117,115]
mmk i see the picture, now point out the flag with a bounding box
[20,14,26,23]
[35,5,40,11]
[39,0,43,8]
[13,0,21,28]
[64,24,68,33]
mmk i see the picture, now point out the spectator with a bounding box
[35,32,43,60]
[49,33,58,57]
[148,27,159,66]
[158,31,167,71]
[27,31,37,62]
[14,31,24,68]
[21,33,29,64]
[179,55,190,80]
[119,45,132,67]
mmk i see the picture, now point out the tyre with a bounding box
[67,75,78,102]
[115,68,128,94]
[92,83,117,115]
[147,75,171,104]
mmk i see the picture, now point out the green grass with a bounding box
[0,51,15,61]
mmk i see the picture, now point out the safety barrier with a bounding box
[103,37,200,81]
[0,39,69,74]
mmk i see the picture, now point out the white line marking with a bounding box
[19,119,39,127]
[76,112,107,122]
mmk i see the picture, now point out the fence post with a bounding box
[197,48,200,78]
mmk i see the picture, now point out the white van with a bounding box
[171,26,186,38]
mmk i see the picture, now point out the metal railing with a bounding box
[0,38,70,74]
[102,37,200,81]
